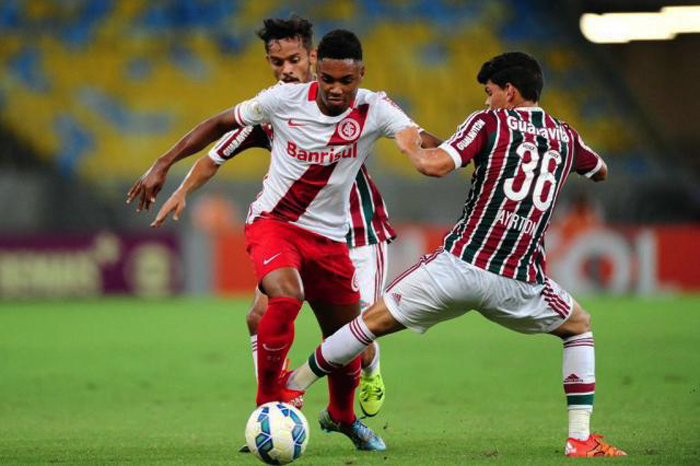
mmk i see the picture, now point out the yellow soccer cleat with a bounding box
[358,372,385,418]
[565,433,627,457]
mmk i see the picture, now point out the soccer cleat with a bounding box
[238,444,250,453]
[318,408,386,451]
[358,372,385,418]
[279,370,305,409]
[565,433,627,457]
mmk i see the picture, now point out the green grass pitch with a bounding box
[1,295,699,464]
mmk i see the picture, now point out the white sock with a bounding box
[287,316,376,391]
[322,315,376,367]
[361,342,381,377]
[286,361,316,391]
[563,332,595,440]
[568,408,592,441]
[250,334,258,382]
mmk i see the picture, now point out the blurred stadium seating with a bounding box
[0,0,651,182]
[0,0,698,298]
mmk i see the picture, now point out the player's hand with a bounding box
[396,126,422,154]
[126,161,168,212]
[150,192,186,228]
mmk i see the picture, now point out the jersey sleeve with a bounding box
[233,83,284,127]
[208,125,272,165]
[374,92,417,138]
[571,129,604,178]
[439,111,492,169]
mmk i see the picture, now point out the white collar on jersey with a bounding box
[510,105,543,111]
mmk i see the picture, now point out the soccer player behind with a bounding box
[132,28,440,451]
[128,16,396,419]
[284,52,626,458]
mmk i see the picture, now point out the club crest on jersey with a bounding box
[338,118,360,141]
[327,104,369,146]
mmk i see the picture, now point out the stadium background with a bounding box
[1,0,698,464]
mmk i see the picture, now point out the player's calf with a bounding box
[256,296,302,405]
[286,303,402,393]
[246,289,268,381]
[246,288,267,335]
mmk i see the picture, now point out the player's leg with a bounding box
[474,271,625,456]
[550,300,626,457]
[349,242,389,417]
[255,267,305,405]
[349,242,388,372]
[300,240,387,451]
[309,301,363,426]
[238,289,270,454]
[309,299,392,451]
[244,219,306,406]
[287,298,403,397]
[288,248,468,392]
[286,248,473,450]
[245,288,268,381]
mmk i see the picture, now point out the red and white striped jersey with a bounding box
[208,120,396,248]
[439,107,604,284]
[226,81,412,242]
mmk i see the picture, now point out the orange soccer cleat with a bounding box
[279,370,305,409]
[565,433,627,457]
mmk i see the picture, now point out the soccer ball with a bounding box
[245,402,309,465]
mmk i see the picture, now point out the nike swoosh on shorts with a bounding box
[263,253,281,265]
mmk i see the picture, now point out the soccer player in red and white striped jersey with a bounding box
[128,16,398,420]
[285,52,626,457]
[131,28,442,451]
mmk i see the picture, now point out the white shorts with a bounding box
[349,242,389,312]
[384,249,573,335]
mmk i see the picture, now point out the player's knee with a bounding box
[580,309,592,332]
[363,300,404,337]
[263,281,304,302]
[551,304,592,338]
[277,286,304,302]
[567,307,591,335]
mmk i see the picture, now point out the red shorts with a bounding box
[244,218,360,306]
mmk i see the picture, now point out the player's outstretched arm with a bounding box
[126,108,240,212]
[572,129,608,183]
[396,126,454,177]
[150,155,220,228]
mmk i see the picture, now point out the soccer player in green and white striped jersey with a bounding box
[284,52,626,458]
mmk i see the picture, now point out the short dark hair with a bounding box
[477,52,544,102]
[256,14,313,52]
[316,29,363,61]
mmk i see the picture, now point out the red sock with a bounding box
[327,355,361,425]
[256,297,302,405]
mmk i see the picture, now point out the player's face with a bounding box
[266,37,315,84]
[484,80,511,110]
[316,58,364,116]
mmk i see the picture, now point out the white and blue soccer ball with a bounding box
[245,402,309,465]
